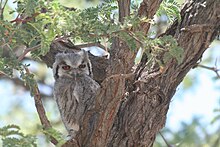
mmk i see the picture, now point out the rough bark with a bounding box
[106,0,219,146]
[42,0,220,146]
[105,0,219,146]
[138,0,163,34]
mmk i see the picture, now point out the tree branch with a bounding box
[196,64,220,78]
[159,132,173,147]
[107,0,134,76]
[118,0,130,23]
[78,74,133,146]
[24,67,58,145]
[0,76,53,98]
[18,44,41,61]
[138,0,162,34]
[102,0,220,146]
[107,0,162,76]
[0,0,8,20]
[163,0,220,88]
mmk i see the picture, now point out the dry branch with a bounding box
[196,64,220,78]
[18,44,41,61]
[24,67,58,145]
[0,0,8,20]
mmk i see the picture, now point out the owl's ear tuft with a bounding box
[77,50,89,59]
[53,53,65,79]
[77,50,93,77]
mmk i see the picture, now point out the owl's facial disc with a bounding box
[58,61,89,78]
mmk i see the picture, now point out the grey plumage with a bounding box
[53,50,100,139]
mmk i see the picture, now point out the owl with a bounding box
[53,50,100,139]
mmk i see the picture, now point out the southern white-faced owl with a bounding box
[53,50,100,139]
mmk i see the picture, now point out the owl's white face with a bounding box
[53,51,92,79]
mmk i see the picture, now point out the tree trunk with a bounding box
[42,0,220,146]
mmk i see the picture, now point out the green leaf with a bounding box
[157,0,181,23]
[118,31,137,50]
[143,35,183,66]
[0,124,37,147]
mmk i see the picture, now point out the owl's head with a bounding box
[53,50,92,79]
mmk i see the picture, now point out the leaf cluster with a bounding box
[157,0,181,23]
[1,0,182,57]
[0,54,37,95]
[139,35,183,67]
[0,124,37,147]
[0,0,183,94]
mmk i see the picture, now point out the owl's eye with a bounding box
[79,64,86,69]
[62,65,71,70]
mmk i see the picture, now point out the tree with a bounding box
[0,0,219,146]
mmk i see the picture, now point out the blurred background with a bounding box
[0,0,220,146]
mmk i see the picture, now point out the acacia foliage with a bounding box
[0,124,36,147]
[0,0,182,77]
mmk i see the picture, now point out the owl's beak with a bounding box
[70,69,80,78]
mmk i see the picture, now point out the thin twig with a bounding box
[2,0,7,12]
[127,30,144,46]
[197,64,220,78]
[0,0,8,20]
[0,0,3,10]
[18,44,41,61]
[0,0,3,20]
[159,131,174,147]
